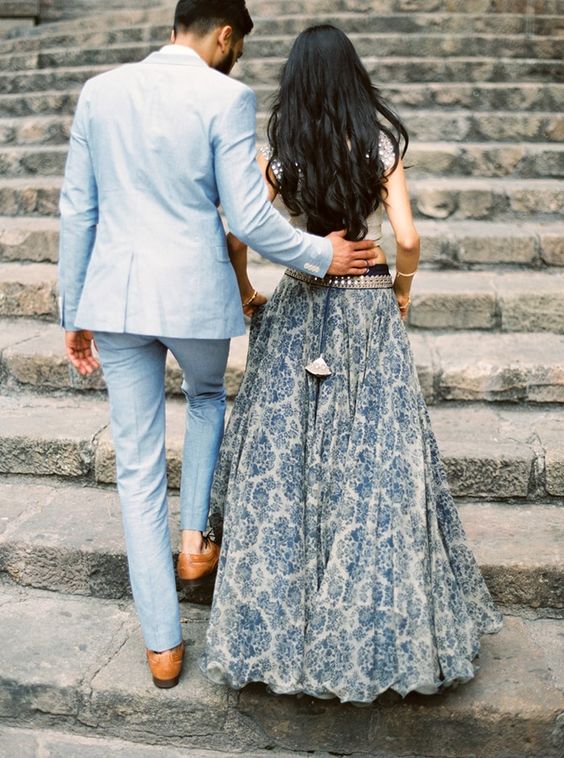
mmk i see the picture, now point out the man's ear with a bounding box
[170,28,176,43]
[217,25,234,52]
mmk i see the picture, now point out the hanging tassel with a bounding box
[305,354,332,378]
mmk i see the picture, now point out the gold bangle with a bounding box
[396,269,417,278]
[242,289,258,308]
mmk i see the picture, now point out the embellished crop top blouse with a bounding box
[260,131,396,246]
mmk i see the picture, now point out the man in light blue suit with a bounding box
[59,0,378,687]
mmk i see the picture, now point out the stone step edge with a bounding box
[2,265,564,333]
[0,581,561,757]
[0,395,562,500]
[2,321,564,406]
[0,479,562,609]
[0,724,315,758]
[0,33,561,60]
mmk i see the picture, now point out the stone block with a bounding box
[455,226,537,265]
[410,292,497,330]
[0,262,57,318]
[0,1,39,17]
[540,232,564,266]
[0,395,107,477]
[430,406,534,498]
[460,503,564,608]
[0,585,131,723]
[84,625,233,751]
[415,189,457,219]
[456,188,496,220]
[509,186,564,218]
[433,333,564,403]
[500,293,564,334]
[542,427,564,497]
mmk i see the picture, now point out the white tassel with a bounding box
[305,354,332,378]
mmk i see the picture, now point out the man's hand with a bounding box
[65,330,100,376]
[326,229,380,276]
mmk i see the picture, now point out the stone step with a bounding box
[1,14,562,55]
[0,725,317,758]
[0,175,61,216]
[0,582,561,757]
[2,216,561,269]
[2,318,564,406]
[0,393,562,500]
[2,263,564,333]
[1,82,562,117]
[13,0,564,29]
[0,56,560,95]
[1,143,562,180]
[0,145,67,176]
[2,35,563,71]
[1,176,562,222]
[2,111,563,147]
[0,215,59,262]
[0,478,562,609]
[236,56,563,86]
[406,177,564,222]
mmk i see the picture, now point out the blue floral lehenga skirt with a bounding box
[197,264,503,703]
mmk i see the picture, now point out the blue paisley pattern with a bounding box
[198,274,503,704]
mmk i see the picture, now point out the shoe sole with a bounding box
[152,675,180,689]
[178,566,218,590]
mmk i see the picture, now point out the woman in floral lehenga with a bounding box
[198,25,503,704]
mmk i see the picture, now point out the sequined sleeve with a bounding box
[378,132,397,172]
[258,145,283,184]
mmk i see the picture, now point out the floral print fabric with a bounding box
[198,275,503,703]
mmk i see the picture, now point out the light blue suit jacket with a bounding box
[58,47,332,338]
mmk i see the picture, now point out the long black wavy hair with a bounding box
[266,24,409,241]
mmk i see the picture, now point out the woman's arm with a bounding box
[381,160,421,320]
[228,150,278,315]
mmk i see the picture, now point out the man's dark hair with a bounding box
[174,0,253,38]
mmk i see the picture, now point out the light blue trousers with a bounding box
[94,331,230,652]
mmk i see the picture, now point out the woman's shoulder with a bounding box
[258,145,284,184]
[378,131,396,172]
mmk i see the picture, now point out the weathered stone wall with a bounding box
[38,0,161,22]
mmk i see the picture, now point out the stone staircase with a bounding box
[0,1,563,756]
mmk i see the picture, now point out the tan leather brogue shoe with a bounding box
[146,640,185,689]
[177,534,220,590]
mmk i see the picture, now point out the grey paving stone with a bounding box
[0,216,59,262]
[3,217,561,269]
[427,405,536,499]
[0,584,132,722]
[457,502,563,608]
[1,83,562,117]
[0,583,561,756]
[0,260,58,318]
[430,332,564,403]
[2,143,561,180]
[0,479,560,608]
[0,724,340,758]
[0,394,108,477]
[2,35,562,71]
[0,56,560,96]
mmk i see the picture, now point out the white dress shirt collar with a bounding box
[160,44,203,61]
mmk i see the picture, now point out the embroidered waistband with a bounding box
[285,264,393,290]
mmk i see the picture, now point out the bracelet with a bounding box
[396,269,417,278]
[242,289,258,307]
